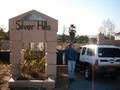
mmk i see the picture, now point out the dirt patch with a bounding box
[54,65,69,90]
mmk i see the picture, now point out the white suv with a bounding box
[79,44,120,80]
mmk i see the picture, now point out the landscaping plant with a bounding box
[20,49,48,80]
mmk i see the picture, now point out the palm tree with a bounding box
[68,24,76,43]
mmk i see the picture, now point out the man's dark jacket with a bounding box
[64,47,77,61]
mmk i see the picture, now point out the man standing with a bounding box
[64,43,77,83]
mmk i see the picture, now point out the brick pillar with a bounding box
[45,42,56,80]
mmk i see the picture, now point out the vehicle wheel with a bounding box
[84,65,92,80]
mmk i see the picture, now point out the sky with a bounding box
[0,0,120,35]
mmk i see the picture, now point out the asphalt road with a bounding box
[68,72,120,90]
[55,72,120,90]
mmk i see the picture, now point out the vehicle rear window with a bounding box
[87,48,95,56]
[98,48,120,57]
[81,47,86,55]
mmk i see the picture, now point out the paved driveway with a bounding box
[55,71,120,90]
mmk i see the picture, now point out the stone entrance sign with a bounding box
[9,10,58,80]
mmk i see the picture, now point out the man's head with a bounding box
[68,43,73,48]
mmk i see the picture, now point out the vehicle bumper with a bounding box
[94,65,120,74]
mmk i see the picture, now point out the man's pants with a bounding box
[68,60,76,79]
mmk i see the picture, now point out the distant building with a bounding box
[115,32,120,40]
[97,33,105,43]
[57,34,69,42]
[0,40,10,50]
[97,32,120,46]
